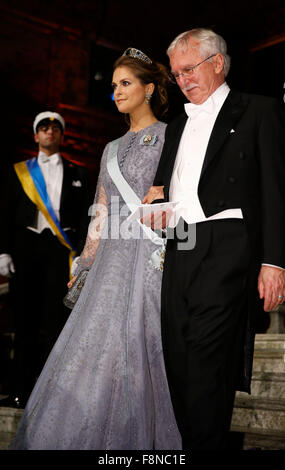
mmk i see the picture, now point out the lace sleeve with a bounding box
[73,168,108,275]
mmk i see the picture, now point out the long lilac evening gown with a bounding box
[9,121,181,450]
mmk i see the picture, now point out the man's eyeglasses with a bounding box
[171,54,217,82]
[38,125,62,133]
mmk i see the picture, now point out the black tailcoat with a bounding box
[154,90,285,392]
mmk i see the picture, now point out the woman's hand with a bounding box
[141,210,170,230]
[142,186,165,204]
[67,276,77,289]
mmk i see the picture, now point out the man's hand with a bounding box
[258,265,285,311]
[142,186,165,204]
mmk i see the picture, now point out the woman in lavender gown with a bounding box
[9,48,181,450]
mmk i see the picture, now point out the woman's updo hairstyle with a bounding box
[113,49,171,119]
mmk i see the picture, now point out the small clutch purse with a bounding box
[63,269,89,309]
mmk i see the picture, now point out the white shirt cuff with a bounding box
[262,263,285,271]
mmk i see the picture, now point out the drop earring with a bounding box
[145,93,152,105]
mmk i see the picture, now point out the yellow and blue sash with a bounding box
[14,157,76,274]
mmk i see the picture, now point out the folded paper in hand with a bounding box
[126,201,179,223]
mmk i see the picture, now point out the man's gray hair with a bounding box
[167,28,231,77]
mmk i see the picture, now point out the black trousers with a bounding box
[9,228,71,402]
[161,219,251,450]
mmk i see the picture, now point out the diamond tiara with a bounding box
[122,48,152,64]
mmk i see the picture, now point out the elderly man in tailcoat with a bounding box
[144,28,285,450]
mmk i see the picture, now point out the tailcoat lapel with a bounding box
[200,90,250,178]
[60,158,73,212]
[163,113,187,196]
[161,90,249,199]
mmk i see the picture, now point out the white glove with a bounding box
[0,254,16,277]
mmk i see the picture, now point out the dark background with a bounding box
[0,0,284,175]
[0,0,284,345]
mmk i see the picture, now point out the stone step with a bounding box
[0,407,23,450]
[252,334,285,373]
[231,336,285,449]
[0,407,23,434]
[0,431,15,450]
[254,334,285,350]
[250,372,285,399]
[232,394,285,432]
[252,350,285,373]
[230,426,285,450]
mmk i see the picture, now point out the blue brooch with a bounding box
[139,134,157,146]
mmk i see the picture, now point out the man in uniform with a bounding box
[0,111,91,408]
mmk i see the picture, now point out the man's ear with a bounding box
[214,54,224,74]
[34,134,39,144]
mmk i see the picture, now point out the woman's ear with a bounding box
[146,82,155,95]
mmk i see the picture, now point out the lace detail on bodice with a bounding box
[75,121,166,275]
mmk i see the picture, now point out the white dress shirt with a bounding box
[169,82,242,227]
[168,82,283,270]
[27,151,63,234]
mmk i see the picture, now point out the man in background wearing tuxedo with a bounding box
[0,112,91,408]
[144,28,285,450]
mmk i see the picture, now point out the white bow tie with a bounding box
[185,96,215,118]
[38,153,60,166]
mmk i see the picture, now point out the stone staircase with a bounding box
[231,334,285,449]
